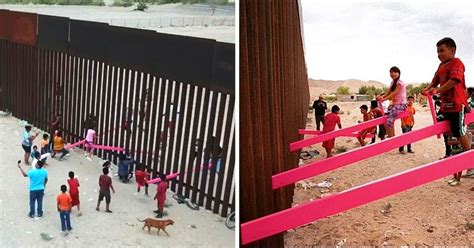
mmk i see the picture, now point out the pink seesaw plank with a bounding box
[290,111,410,151]
[274,121,451,189]
[298,129,375,139]
[147,172,180,184]
[146,163,213,184]
[65,139,86,149]
[91,144,125,152]
[241,149,474,245]
[275,113,474,189]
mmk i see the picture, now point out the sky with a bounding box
[300,0,473,86]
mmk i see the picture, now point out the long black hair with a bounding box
[389,66,401,92]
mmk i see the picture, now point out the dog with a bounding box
[137,218,174,236]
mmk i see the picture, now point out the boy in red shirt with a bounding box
[57,185,72,233]
[422,37,470,186]
[67,171,81,216]
[96,167,115,213]
[322,105,342,158]
[357,105,375,147]
[154,173,168,218]
[135,165,149,196]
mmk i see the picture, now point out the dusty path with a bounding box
[0,114,234,247]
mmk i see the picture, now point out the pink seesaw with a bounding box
[298,129,375,139]
[273,113,474,189]
[147,163,214,184]
[290,111,410,151]
[241,149,474,244]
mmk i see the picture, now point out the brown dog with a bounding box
[137,218,174,236]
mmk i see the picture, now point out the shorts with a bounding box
[386,104,407,128]
[98,191,111,204]
[437,111,466,138]
[22,145,31,153]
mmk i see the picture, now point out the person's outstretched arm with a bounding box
[17,161,27,177]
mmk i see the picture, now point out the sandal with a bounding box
[448,180,460,186]
[447,178,457,184]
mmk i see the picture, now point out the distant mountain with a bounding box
[308,78,387,95]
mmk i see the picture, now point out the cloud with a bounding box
[301,1,473,85]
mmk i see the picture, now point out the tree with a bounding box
[408,82,430,97]
[358,85,383,97]
[336,86,350,95]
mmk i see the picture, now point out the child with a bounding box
[67,171,81,216]
[135,165,149,196]
[154,173,168,218]
[21,125,39,165]
[377,66,407,138]
[357,105,374,147]
[118,153,134,183]
[321,105,342,158]
[370,100,386,143]
[56,185,72,233]
[96,167,115,213]
[49,114,61,151]
[399,96,416,154]
[422,38,469,151]
[52,131,69,160]
[85,125,97,161]
[31,145,40,161]
[102,161,113,172]
[40,134,50,164]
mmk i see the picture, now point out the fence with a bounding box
[91,16,235,29]
[240,0,309,246]
[0,9,235,217]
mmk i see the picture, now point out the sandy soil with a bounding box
[0,114,234,247]
[0,3,235,43]
[284,98,474,246]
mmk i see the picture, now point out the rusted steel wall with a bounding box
[0,10,235,217]
[240,0,309,246]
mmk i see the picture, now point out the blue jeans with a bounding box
[29,189,44,216]
[59,210,72,231]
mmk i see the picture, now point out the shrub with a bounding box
[336,86,350,95]
[135,1,148,10]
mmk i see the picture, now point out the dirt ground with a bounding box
[284,99,474,246]
[0,114,235,247]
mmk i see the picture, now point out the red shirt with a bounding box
[371,108,384,119]
[135,170,149,185]
[322,113,341,133]
[431,58,467,112]
[99,174,112,193]
[156,181,168,203]
[67,178,80,194]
